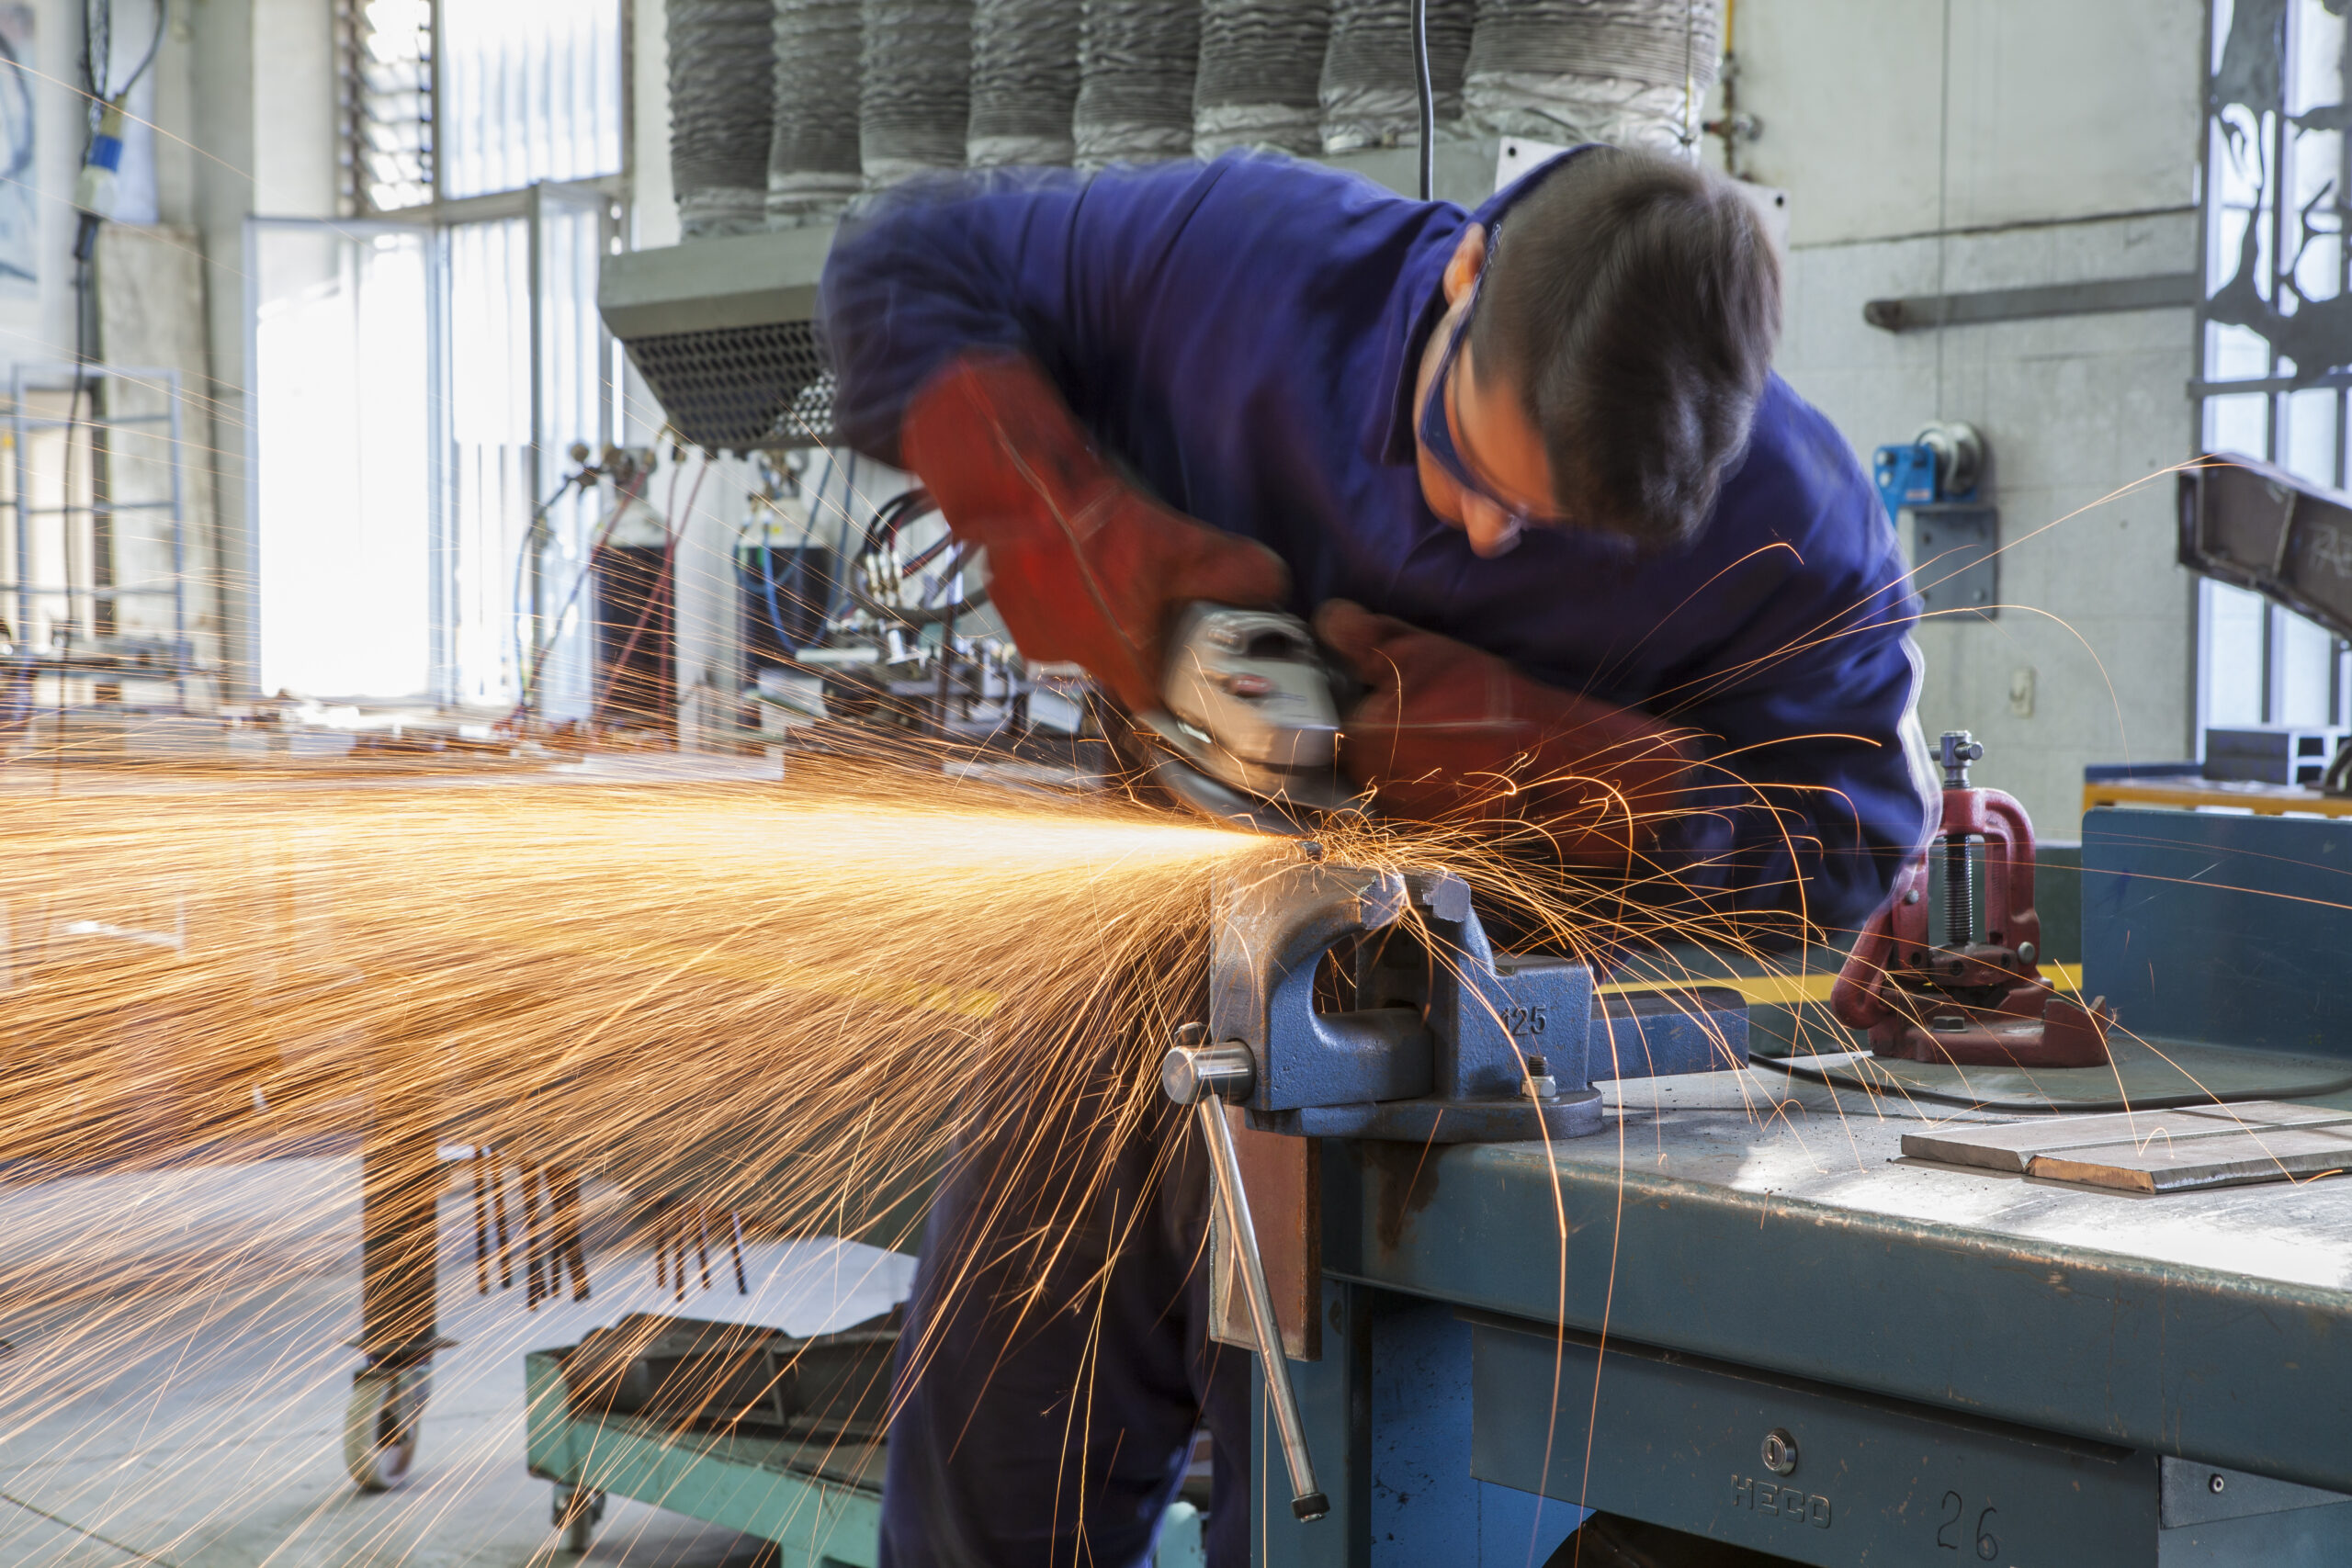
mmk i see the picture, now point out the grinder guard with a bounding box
[1134,602,1366,833]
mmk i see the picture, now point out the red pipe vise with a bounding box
[1832,729,2113,1067]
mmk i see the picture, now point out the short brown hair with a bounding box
[1469,147,1781,547]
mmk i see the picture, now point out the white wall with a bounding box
[630,0,677,254]
[1724,0,2205,836]
[251,0,335,219]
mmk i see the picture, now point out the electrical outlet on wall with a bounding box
[2008,667,2035,718]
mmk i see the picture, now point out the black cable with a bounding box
[119,0,166,96]
[1411,0,1433,201]
[851,488,988,627]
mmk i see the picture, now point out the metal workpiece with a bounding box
[1205,860,1747,1144]
[1161,1029,1329,1523]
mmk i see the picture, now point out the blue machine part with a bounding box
[1206,862,1748,1144]
[1873,442,1940,524]
[2082,807,2352,1055]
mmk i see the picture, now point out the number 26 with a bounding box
[1936,1492,1999,1560]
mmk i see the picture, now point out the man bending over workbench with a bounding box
[820,146,1933,1567]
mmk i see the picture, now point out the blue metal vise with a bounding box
[1164,857,1755,1519]
[1207,860,1751,1144]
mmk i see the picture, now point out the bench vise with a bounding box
[1191,858,1750,1140]
[1159,855,1752,1521]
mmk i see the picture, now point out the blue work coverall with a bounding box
[820,152,1932,1568]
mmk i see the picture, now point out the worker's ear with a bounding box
[1442,225,1488,309]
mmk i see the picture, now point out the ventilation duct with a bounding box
[1072,0,1201,167]
[861,0,975,186]
[1318,0,1472,154]
[769,0,865,224]
[669,0,777,236]
[1193,0,1330,158]
[1463,0,1720,157]
[968,0,1082,165]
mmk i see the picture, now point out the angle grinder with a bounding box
[1129,602,1370,835]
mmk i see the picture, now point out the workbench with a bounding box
[1242,804,2352,1566]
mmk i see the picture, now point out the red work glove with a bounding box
[1316,599,1697,858]
[900,351,1290,713]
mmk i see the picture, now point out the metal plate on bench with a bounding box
[1903,1101,2352,1193]
[1769,1033,2352,1113]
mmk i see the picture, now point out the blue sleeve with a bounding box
[1650,404,1932,940]
[818,164,1227,467]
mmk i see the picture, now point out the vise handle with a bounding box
[1162,1023,1329,1523]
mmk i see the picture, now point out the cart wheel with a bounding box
[343,1364,430,1491]
[554,1483,605,1553]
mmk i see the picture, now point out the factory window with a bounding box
[2196,0,2352,737]
[339,0,434,214]
[441,0,626,200]
[277,0,623,705]
[339,0,623,216]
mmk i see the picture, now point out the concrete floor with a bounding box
[0,1156,915,1568]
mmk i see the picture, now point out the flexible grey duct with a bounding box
[862,0,974,186]
[769,0,864,224]
[1072,0,1201,167]
[670,0,776,236]
[1464,0,1721,156]
[1318,0,1471,154]
[1193,0,1329,158]
[968,0,1081,165]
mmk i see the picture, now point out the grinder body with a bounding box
[1138,602,1362,831]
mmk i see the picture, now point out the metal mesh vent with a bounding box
[622,321,837,453]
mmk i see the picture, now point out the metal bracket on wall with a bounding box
[1906,502,2000,617]
[1864,273,2199,333]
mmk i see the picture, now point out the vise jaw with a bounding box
[1207,860,1750,1144]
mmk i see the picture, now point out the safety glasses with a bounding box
[1414,228,1570,531]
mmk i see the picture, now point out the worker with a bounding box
[820,147,1932,1567]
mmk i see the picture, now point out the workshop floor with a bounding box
[0,1156,917,1568]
